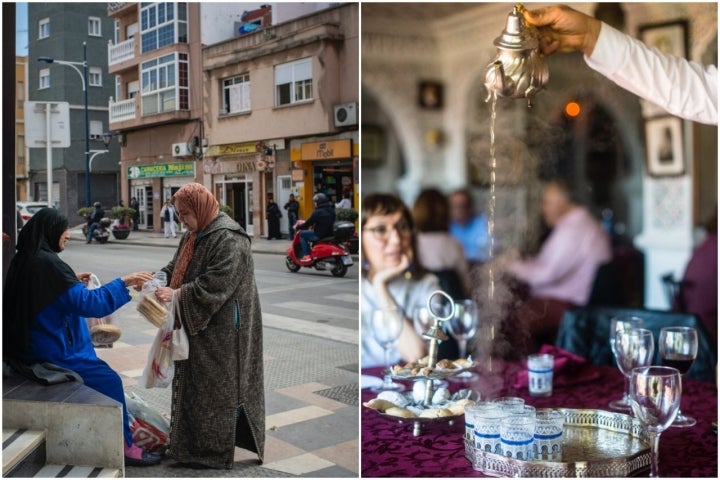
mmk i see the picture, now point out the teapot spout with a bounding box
[485,60,507,102]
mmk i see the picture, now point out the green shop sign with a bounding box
[128,162,195,179]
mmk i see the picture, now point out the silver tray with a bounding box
[473,408,651,477]
[388,362,476,381]
[370,408,462,437]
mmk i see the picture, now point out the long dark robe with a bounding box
[161,213,265,468]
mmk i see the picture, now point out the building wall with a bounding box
[16,57,28,201]
[28,2,120,222]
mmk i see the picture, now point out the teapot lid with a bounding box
[493,5,538,51]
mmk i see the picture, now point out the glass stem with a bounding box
[383,344,392,387]
[458,339,467,359]
[623,375,630,403]
[648,432,660,477]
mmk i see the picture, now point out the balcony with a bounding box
[109,97,136,124]
[108,38,135,66]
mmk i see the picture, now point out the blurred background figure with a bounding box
[412,188,470,298]
[361,193,459,367]
[448,190,490,267]
[502,179,611,353]
[284,194,300,239]
[335,191,352,209]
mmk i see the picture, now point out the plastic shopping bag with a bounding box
[85,274,121,345]
[125,391,170,452]
[140,316,175,388]
[170,291,189,361]
[137,273,169,328]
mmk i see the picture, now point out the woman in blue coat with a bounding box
[2,208,160,466]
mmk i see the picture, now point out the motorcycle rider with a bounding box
[86,202,105,244]
[296,193,336,262]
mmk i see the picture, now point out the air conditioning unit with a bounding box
[172,142,191,157]
[334,102,357,128]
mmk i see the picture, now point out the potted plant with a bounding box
[108,206,136,240]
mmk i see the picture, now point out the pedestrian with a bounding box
[160,198,177,238]
[2,208,160,466]
[153,183,265,469]
[266,194,282,239]
[284,193,300,238]
[335,191,352,209]
[86,201,104,244]
[130,197,140,231]
[522,4,717,125]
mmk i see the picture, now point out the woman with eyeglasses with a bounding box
[361,193,439,367]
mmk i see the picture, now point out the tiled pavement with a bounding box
[84,229,359,478]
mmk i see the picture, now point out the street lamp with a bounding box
[38,41,91,207]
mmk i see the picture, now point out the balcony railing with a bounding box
[109,97,136,124]
[108,38,135,66]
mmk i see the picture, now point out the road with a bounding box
[60,240,360,477]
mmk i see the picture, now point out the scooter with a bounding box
[285,221,355,277]
[82,217,112,244]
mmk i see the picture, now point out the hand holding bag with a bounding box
[85,274,121,345]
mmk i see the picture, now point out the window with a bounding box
[127,80,139,99]
[88,17,102,36]
[114,20,120,43]
[89,67,102,87]
[140,3,187,54]
[89,120,103,140]
[222,74,250,114]
[39,68,50,89]
[38,18,49,39]
[17,81,25,108]
[140,52,189,115]
[274,58,313,106]
[126,22,138,40]
[17,135,25,166]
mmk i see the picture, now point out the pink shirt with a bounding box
[508,207,611,305]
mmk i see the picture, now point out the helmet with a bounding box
[313,193,328,204]
[93,202,101,208]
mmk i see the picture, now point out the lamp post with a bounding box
[38,41,91,207]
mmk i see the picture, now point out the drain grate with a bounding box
[313,383,359,406]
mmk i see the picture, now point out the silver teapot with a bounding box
[484,5,548,108]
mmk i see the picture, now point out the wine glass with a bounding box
[370,308,406,392]
[614,328,654,410]
[412,306,434,336]
[608,315,645,410]
[448,299,479,381]
[629,366,682,477]
[659,326,698,428]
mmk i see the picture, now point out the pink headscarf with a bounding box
[169,183,219,289]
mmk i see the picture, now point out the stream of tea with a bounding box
[485,92,498,370]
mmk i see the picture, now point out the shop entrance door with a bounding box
[132,185,150,229]
[222,180,253,236]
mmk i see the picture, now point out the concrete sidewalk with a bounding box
[70,226,292,255]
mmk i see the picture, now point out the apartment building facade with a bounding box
[15,56,28,202]
[27,3,120,223]
[203,3,359,236]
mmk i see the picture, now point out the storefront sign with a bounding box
[206,142,258,157]
[128,162,195,179]
[291,169,305,181]
[301,139,351,160]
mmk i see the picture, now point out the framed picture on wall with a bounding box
[637,20,688,118]
[645,116,684,177]
[418,81,443,109]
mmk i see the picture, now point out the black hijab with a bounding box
[3,208,79,358]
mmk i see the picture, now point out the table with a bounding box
[361,362,717,477]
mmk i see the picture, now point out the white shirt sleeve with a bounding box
[585,23,718,125]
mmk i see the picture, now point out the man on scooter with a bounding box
[296,193,336,262]
[86,202,105,244]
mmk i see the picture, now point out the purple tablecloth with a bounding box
[361,362,718,477]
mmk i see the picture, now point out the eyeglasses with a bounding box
[364,221,413,240]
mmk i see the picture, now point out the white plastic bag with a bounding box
[170,291,189,361]
[136,274,169,327]
[141,316,175,388]
[125,391,170,452]
[85,274,121,345]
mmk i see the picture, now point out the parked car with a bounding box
[17,202,48,227]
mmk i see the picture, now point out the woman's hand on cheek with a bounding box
[373,253,411,286]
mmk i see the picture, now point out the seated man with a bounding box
[295,193,336,262]
[86,202,105,244]
[448,189,490,265]
[502,180,611,353]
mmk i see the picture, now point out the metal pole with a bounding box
[46,103,53,208]
[83,42,91,207]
